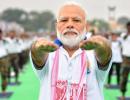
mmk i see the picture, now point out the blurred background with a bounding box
[0,0,130,100]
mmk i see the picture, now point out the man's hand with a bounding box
[80,35,112,69]
[31,38,58,69]
[34,38,58,52]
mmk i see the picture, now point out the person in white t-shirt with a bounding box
[106,33,122,86]
[30,1,112,100]
[119,21,130,100]
[6,30,20,83]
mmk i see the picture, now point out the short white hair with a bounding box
[56,1,87,21]
[62,1,82,7]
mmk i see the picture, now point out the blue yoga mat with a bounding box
[105,84,119,89]
[0,92,13,98]
[117,97,130,100]
[8,81,21,86]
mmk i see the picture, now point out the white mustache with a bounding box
[62,29,79,35]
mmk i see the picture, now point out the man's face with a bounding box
[9,31,16,39]
[111,34,117,41]
[56,5,87,47]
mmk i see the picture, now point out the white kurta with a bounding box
[30,47,112,100]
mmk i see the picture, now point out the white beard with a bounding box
[57,28,86,48]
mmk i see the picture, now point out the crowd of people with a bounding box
[0,22,130,100]
[105,22,130,100]
[0,27,32,94]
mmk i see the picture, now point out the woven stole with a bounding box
[51,50,88,100]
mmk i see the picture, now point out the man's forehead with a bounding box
[58,5,86,17]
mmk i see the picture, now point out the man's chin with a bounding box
[61,40,80,48]
[57,32,85,48]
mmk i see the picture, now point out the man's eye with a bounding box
[59,19,68,22]
[73,19,81,22]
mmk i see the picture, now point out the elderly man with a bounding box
[30,2,112,100]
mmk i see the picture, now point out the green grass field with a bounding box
[1,61,130,100]
[104,73,130,100]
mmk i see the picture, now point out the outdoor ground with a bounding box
[0,61,130,100]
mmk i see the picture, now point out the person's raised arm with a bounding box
[80,35,112,70]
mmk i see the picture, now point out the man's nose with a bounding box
[66,21,74,29]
